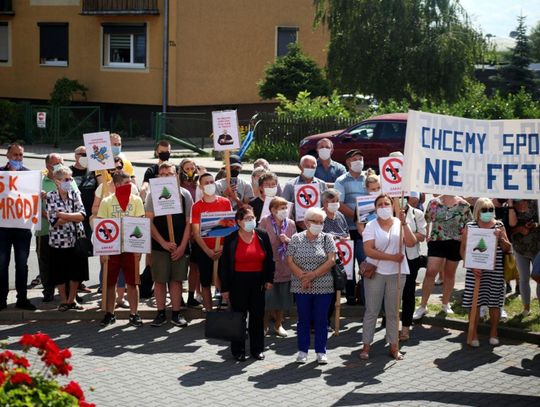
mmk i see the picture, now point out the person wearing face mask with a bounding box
[96,133,136,187]
[314,138,346,187]
[259,197,296,337]
[215,155,254,210]
[287,207,336,364]
[460,198,512,347]
[0,143,36,311]
[191,173,233,311]
[282,155,327,230]
[249,171,280,221]
[359,194,417,360]
[45,166,87,312]
[220,207,274,361]
[140,140,172,202]
[179,158,201,202]
[334,149,369,305]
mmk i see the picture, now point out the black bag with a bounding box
[74,237,93,258]
[205,310,246,342]
[139,266,154,299]
[331,257,347,292]
[418,255,428,269]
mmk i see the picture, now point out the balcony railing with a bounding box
[0,0,14,15]
[81,0,159,15]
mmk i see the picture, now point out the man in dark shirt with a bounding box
[140,140,172,202]
[0,143,36,311]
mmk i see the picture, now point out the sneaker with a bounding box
[100,312,116,327]
[29,275,41,288]
[489,337,500,346]
[214,289,221,298]
[187,298,202,309]
[151,312,167,327]
[75,295,84,304]
[316,353,328,365]
[171,313,188,327]
[442,304,454,314]
[501,308,508,319]
[434,277,443,285]
[129,314,143,327]
[16,299,36,311]
[275,326,288,337]
[413,306,427,320]
[470,339,480,348]
[67,302,84,310]
[115,299,130,309]
[522,309,530,317]
[479,305,488,319]
[296,351,308,364]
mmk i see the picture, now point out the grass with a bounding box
[418,295,540,333]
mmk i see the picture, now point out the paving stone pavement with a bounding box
[1,319,539,406]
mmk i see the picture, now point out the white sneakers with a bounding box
[296,351,308,364]
[442,304,454,314]
[470,339,480,347]
[316,353,328,365]
[412,306,427,320]
[489,337,500,346]
[522,309,530,317]
[275,326,288,338]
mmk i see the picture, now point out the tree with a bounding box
[313,0,485,103]
[258,43,330,100]
[49,77,88,106]
[529,20,540,62]
[493,16,538,96]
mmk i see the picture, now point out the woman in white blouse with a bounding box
[359,194,417,360]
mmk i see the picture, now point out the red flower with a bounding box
[79,401,96,407]
[12,355,30,368]
[10,372,32,386]
[63,381,85,400]
[19,333,36,349]
[0,350,13,364]
[32,332,52,350]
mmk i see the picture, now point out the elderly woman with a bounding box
[287,207,336,365]
[259,197,296,337]
[220,207,274,362]
[360,194,417,360]
[460,198,512,346]
[45,166,86,311]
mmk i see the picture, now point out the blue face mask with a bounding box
[60,181,72,192]
[480,212,494,223]
[52,163,63,173]
[8,160,23,170]
[111,146,122,156]
[242,219,256,232]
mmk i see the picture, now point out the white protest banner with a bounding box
[83,131,115,172]
[36,112,46,129]
[336,240,354,279]
[260,198,293,221]
[464,226,497,270]
[294,184,321,221]
[200,211,238,238]
[356,195,377,223]
[212,110,240,151]
[402,110,540,199]
[0,171,42,230]
[379,156,405,197]
[149,177,182,217]
[93,218,121,255]
[122,217,151,254]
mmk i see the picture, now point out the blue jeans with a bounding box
[295,293,333,354]
[0,228,32,302]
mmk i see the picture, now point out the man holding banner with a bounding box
[0,143,37,311]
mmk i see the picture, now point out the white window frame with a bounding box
[102,26,147,70]
[0,21,11,66]
[275,26,299,57]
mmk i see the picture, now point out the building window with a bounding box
[0,22,8,63]
[277,26,298,57]
[103,24,146,68]
[38,23,68,66]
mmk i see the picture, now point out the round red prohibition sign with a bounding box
[37,112,45,121]
[95,220,120,243]
[336,241,353,265]
[382,158,403,184]
[296,185,319,209]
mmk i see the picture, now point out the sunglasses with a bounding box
[76,153,87,157]
[115,166,123,170]
[480,207,494,213]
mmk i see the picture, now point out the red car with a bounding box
[298,113,408,170]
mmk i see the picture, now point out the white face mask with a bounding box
[303,167,316,179]
[276,209,289,221]
[264,187,277,197]
[318,148,331,160]
[242,219,256,232]
[369,190,381,196]
[308,223,324,235]
[78,156,88,169]
[350,160,364,173]
[327,202,340,213]
[203,183,216,196]
[377,207,393,220]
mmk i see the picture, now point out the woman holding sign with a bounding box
[460,198,511,347]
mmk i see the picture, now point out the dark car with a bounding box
[298,113,408,170]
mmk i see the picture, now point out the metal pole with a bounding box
[162,0,169,114]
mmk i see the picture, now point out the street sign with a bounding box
[380,156,404,197]
[294,184,320,221]
[93,218,121,255]
[336,239,354,279]
[36,112,46,129]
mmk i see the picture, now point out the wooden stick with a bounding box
[396,192,404,350]
[167,214,175,243]
[213,238,222,290]
[134,254,141,286]
[334,291,341,336]
[102,258,109,312]
[467,274,481,345]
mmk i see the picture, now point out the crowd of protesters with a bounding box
[1,136,539,364]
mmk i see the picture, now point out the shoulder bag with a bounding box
[359,233,392,279]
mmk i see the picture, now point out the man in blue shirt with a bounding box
[334,149,368,305]
[314,138,347,187]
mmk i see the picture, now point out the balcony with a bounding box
[81,0,159,16]
[0,0,14,15]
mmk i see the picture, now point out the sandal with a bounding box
[58,303,69,312]
[358,346,370,360]
[389,349,404,360]
[399,328,410,342]
[67,302,84,310]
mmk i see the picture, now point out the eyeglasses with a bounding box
[480,207,494,213]
[62,178,73,182]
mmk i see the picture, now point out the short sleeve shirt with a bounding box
[97,194,145,219]
[323,212,349,238]
[46,190,86,249]
[143,164,159,183]
[287,231,336,294]
[315,159,347,183]
[215,178,254,210]
[362,218,409,275]
[334,171,367,229]
[424,197,472,241]
[190,196,232,248]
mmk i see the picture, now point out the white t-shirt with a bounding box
[362,217,409,275]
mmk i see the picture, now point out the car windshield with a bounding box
[376,122,406,140]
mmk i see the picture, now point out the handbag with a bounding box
[205,308,246,342]
[74,237,93,257]
[359,235,392,279]
[503,253,519,282]
[332,257,347,291]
